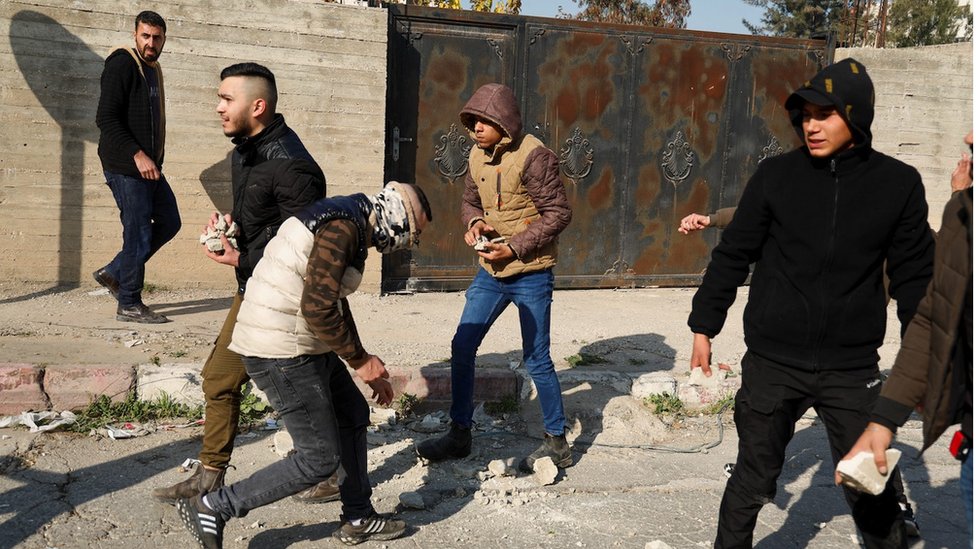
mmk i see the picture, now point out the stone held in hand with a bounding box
[836,448,901,495]
[199,212,239,252]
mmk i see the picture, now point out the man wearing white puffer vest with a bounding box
[175,182,431,549]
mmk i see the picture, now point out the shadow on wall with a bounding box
[200,150,234,215]
[9,10,101,296]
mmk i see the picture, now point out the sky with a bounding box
[519,0,767,35]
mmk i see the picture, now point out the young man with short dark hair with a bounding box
[688,59,935,548]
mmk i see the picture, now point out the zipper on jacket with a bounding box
[813,158,841,371]
[495,167,503,209]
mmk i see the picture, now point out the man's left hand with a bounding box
[477,242,515,262]
[203,234,240,266]
[367,379,394,406]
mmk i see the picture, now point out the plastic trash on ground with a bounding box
[0,411,78,432]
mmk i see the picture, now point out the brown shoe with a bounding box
[92,267,119,298]
[117,303,170,324]
[292,472,340,504]
[152,463,225,505]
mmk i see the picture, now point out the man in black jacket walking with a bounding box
[688,59,934,548]
[94,10,181,323]
[151,63,330,504]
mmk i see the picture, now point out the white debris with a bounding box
[532,456,558,486]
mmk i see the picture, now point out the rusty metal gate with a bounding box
[382,5,828,292]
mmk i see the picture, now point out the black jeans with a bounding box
[205,353,373,521]
[716,352,905,549]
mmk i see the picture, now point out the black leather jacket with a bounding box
[230,114,325,292]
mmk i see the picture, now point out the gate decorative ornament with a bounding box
[620,35,653,56]
[434,124,471,182]
[559,127,594,184]
[758,135,784,164]
[661,131,694,188]
[721,43,751,62]
[486,38,503,60]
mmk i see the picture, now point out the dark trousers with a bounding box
[716,352,906,549]
[199,293,247,469]
[206,352,373,521]
[103,171,181,307]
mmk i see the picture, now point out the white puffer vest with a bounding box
[229,216,363,358]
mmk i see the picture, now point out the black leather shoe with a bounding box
[117,303,170,324]
[92,268,119,298]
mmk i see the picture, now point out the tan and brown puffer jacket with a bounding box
[459,83,572,279]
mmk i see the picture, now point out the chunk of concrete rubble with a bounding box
[399,491,425,509]
[532,456,558,485]
[487,458,518,477]
[370,406,396,426]
[411,414,445,433]
[199,214,239,252]
[836,449,901,495]
[452,461,483,479]
[630,372,677,400]
[688,366,727,388]
[645,541,673,549]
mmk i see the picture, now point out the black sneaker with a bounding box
[723,463,735,478]
[899,502,920,537]
[92,267,119,298]
[177,495,224,549]
[415,423,471,461]
[332,513,406,545]
[117,303,170,324]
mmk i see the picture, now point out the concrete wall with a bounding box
[0,0,388,292]
[0,3,970,293]
[837,43,973,227]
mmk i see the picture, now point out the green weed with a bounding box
[484,395,519,416]
[71,393,203,433]
[643,392,684,414]
[395,393,422,416]
[566,352,609,367]
[239,383,272,425]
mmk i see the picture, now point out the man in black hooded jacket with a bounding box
[688,59,934,548]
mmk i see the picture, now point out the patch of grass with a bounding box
[169,350,187,358]
[700,392,735,415]
[566,352,609,367]
[239,383,272,425]
[149,355,161,366]
[484,395,519,416]
[643,392,684,414]
[142,283,166,293]
[71,392,203,433]
[395,393,422,416]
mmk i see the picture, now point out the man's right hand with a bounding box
[678,213,711,234]
[691,333,714,376]
[464,220,496,246]
[133,150,160,181]
[355,355,394,406]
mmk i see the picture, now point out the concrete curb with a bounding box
[0,362,523,414]
[0,361,738,416]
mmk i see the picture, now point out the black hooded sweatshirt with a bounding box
[688,58,935,370]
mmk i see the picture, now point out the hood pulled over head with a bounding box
[459,83,523,142]
[785,58,875,148]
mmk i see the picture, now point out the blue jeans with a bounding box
[205,353,373,521]
[450,268,565,435]
[963,449,973,546]
[103,171,181,307]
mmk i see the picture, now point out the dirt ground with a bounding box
[0,280,967,548]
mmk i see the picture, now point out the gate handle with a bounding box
[392,126,413,162]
